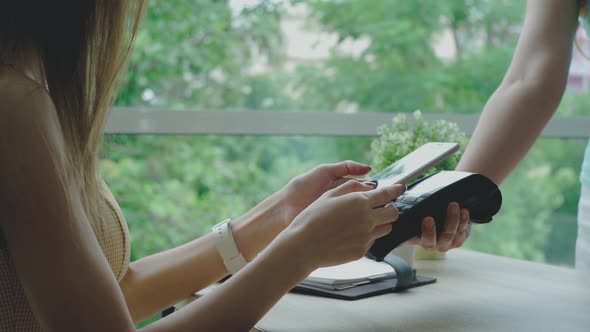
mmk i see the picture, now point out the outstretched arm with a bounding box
[1,84,402,331]
[456,0,580,183]
[416,0,580,251]
[119,161,373,322]
[119,193,285,323]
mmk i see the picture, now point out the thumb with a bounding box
[365,184,406,208]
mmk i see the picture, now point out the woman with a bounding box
[454,0,590,270]
[0,2,468,331]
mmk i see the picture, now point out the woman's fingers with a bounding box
[370,203,398,241]
[320,160,371,179]
[365,184,406,208]
[329,177,372,190]
[436,203,460,252]
[371,203,399,226]
[331,179,374,196]
[372,223,393,239]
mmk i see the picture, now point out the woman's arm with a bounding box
[1,86,403,331]
[120,192,286,322]
[120,161,375,322]
[456,0,580,183]
[143,181,405,331]
[0,87,136,331]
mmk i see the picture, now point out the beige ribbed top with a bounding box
[0,180,131,331]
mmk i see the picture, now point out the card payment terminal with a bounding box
[367,170,502,261]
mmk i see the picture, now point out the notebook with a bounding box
[300,257,397,291]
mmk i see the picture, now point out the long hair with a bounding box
[0,1,144,221]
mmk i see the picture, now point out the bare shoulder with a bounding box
[0,70,59,133]
[0,69,67,158]
[0,70,71,215]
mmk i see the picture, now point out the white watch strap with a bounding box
[212,219,248,275]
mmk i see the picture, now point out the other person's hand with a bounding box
[407,202,470,252]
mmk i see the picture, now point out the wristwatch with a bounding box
[212,219,248,275]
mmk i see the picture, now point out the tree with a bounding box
[287,0,579,263]
[106,0,296,260]
[103,0,580,266]
[287,0,524,114]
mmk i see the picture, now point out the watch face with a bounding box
[408,171,468,195]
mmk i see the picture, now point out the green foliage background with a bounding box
[102,0,584,269]
[370,111,469,176]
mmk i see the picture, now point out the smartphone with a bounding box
[370,142,460,187]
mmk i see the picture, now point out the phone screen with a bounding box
[370,142,459,187]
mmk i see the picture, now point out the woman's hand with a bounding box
[407,203,471,252]
[231,161,370,261]
[279,160,372,230]
[283,181,406,269]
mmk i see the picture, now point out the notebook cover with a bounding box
[291,275,436,300]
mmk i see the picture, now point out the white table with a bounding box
[254,250,590,332]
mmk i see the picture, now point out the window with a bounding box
[105,1,590,268]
